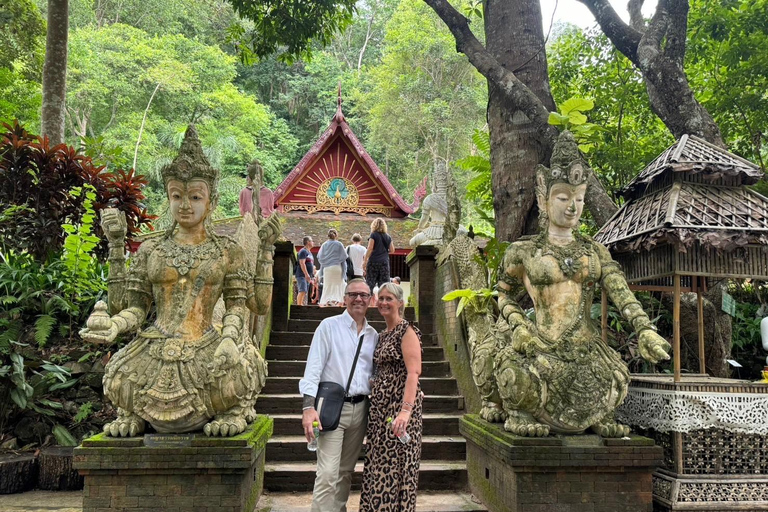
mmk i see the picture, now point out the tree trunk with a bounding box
[38,446,84,491]
[41,0,69,145]
[423,0,619,240]
[0,453,38,494]
[485,0,556,241]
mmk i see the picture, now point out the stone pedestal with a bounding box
[74,416,272,512]
[406,245,439,335]
[460,415,663,512]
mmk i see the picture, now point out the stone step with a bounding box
[288,319,390,332]
[257,394,464,415]
[290,305,416,321]
[256,490,487,512]
[263,376,458,396]
[267,435,466,462]
[266,345,446,362]
[267,360,451,378]
[268,413,462,437]
[264,461,468,492]
[269,331,438,347]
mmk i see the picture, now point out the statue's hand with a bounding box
[258,214,282,247]
[100,208,127,244]
[80,322,118,345]
[80,301,118,344]
[511,324,537,356]
[212,337,240,371]
[638,330,671,364]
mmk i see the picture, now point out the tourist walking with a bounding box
[346,234,366,279]
[296,236,315,306]
[300,279,378,512]
[362,218,395,297]
[360,282,423,512]
[318,229,347,307]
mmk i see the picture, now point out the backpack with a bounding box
[345,247,355,281]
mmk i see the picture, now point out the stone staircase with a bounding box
[258,305,473,496]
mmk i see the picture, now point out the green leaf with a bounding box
[34,314,56,347]
[442,289,476,301]
[559,97,594,115]
[49,378,78,391]
[10,387,27,409]
[548,112,569,126]
[567,111,588,126]
[52,424,78,446]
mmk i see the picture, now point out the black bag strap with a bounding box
[344,334,366,396]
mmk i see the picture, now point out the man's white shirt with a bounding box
[347,244,367,276]
[299,309,378,398]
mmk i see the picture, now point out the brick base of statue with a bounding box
[73,417,272,512]
[460,415,663,512]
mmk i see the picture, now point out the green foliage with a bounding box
[355,0,486,199]
[547,97,602,153]
[227,0,357,63]
[441,237,508,317]
[0,121,155,260]
[547,25,673,198]
[455,130,493,233]
[73,402,94,424]
[687,0,768,171]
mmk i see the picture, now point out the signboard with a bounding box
[721,291,736,316]
[144,433,194,448]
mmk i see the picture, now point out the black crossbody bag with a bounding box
[314,334,366,431]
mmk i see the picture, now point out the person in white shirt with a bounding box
[300,278,378,512]
[346,234,367,279]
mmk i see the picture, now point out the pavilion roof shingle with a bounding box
[622,134,762,200]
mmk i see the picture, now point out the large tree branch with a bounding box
[576,0,643,65]
[660,0,688,65]
[627,0,646,32]
[422,0,558,145]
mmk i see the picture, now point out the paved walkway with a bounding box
[0,490,485,511]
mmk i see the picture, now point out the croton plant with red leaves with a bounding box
[0,121,156,261]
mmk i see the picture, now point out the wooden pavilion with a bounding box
[595,134,768,380]
[595,135,768,512]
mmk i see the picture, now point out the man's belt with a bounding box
[343,395,367,404]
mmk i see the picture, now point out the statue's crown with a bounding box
[161,125,219,195]
[539,130,587,189]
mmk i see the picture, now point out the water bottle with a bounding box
[386,417,411,444]
[307,421,320,452]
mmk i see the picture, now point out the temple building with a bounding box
[267,91,425,280]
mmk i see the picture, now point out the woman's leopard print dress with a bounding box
[360,319,423,512]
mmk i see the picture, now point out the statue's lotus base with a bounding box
[460,414,663,512]
[73,416,272,512]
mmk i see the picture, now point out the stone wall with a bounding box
[434,257,482,413]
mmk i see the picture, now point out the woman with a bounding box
[346,233,367,279]
[360,283,423,512]
[317,228,347,307]
[363,218,395,297]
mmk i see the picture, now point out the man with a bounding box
[296,236,315,306]
[300,279,377,512]
[346,234,366,279]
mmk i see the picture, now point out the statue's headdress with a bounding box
[535,130,588,230]
[161,125,219,202]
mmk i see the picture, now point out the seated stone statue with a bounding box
[485,131,670,437]
[80,126,279,437]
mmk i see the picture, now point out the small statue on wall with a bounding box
[409,161,450,248]
[480,131,671,437]
[80,126,281,437]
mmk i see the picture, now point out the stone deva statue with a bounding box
[409,161,449,248]
[80,126,281,437]
[486,131,671,437]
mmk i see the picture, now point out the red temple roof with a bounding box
[273,91,416,217]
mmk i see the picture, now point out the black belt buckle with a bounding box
[344,395,366,404]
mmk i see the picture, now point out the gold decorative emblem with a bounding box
[316,177,360,214]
